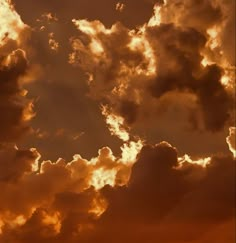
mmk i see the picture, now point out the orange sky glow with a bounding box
[0,0,235,242]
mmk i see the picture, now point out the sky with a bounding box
[0,0,235,242]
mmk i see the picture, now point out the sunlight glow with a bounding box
[226,127,236,158]
[178,154,211,167]
[90,168,117,190]
[0,0,25,45]
[102,106,130,142]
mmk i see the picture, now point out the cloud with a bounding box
[0,135,142,239]
[70,4,234,133]
[0,136,235,242]
[227,127,236,157]
[0,1,235,242]
[11,0,234,158]
[11,0,130,160]
[0,0,26,44]
[13,0,156,28]
[0,146,39,182]
[0,0,34,144]
[88,142,235,243]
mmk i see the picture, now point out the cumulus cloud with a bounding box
[69,1,234,134]
[0,0,235,242]
[11,0,234,158]
[0,0,35,144]
[1,139,234,242]
[0,48,34,143]
[88,142,235,243]
[0,140,141,241]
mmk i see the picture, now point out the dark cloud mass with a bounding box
[9,0,234,157]
[0,44,32,143]
[0,0,235,242]
[70,16,233,132]
[93,143,235,243]
[0,142,235,242]
[68,2,234,155]
[146,24,233,131]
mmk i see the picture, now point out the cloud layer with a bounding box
[0,0,235,242]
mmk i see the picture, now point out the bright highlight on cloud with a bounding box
[0,0,34,144]
[0,0,25,45]
[227,127,236,158]
[70,0,234,134]
[0,0,235,242]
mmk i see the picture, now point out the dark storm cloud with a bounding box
[160,0,223,30]
[11,0,128,160]
[0,141,235,243]
[146,24,233,131]
[0,189,98,243]
[0,1,235,242]
[11,0,234,159]
[70,18,233,133]
[88,142,235,243]
[159,0,235,66]
[67,0,235,157]
[0,146,39,182]
[0,43,33,143]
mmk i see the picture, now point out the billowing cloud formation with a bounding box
[0,139,235,242]
[9,0,232,158]
[0,140,143,241]
[0,0,34,144]
[92,142,235,243]
[0,48,34,143]
[0,0,235,242]
[70,0,234,134]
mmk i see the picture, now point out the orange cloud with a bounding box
[0,1,235,242]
